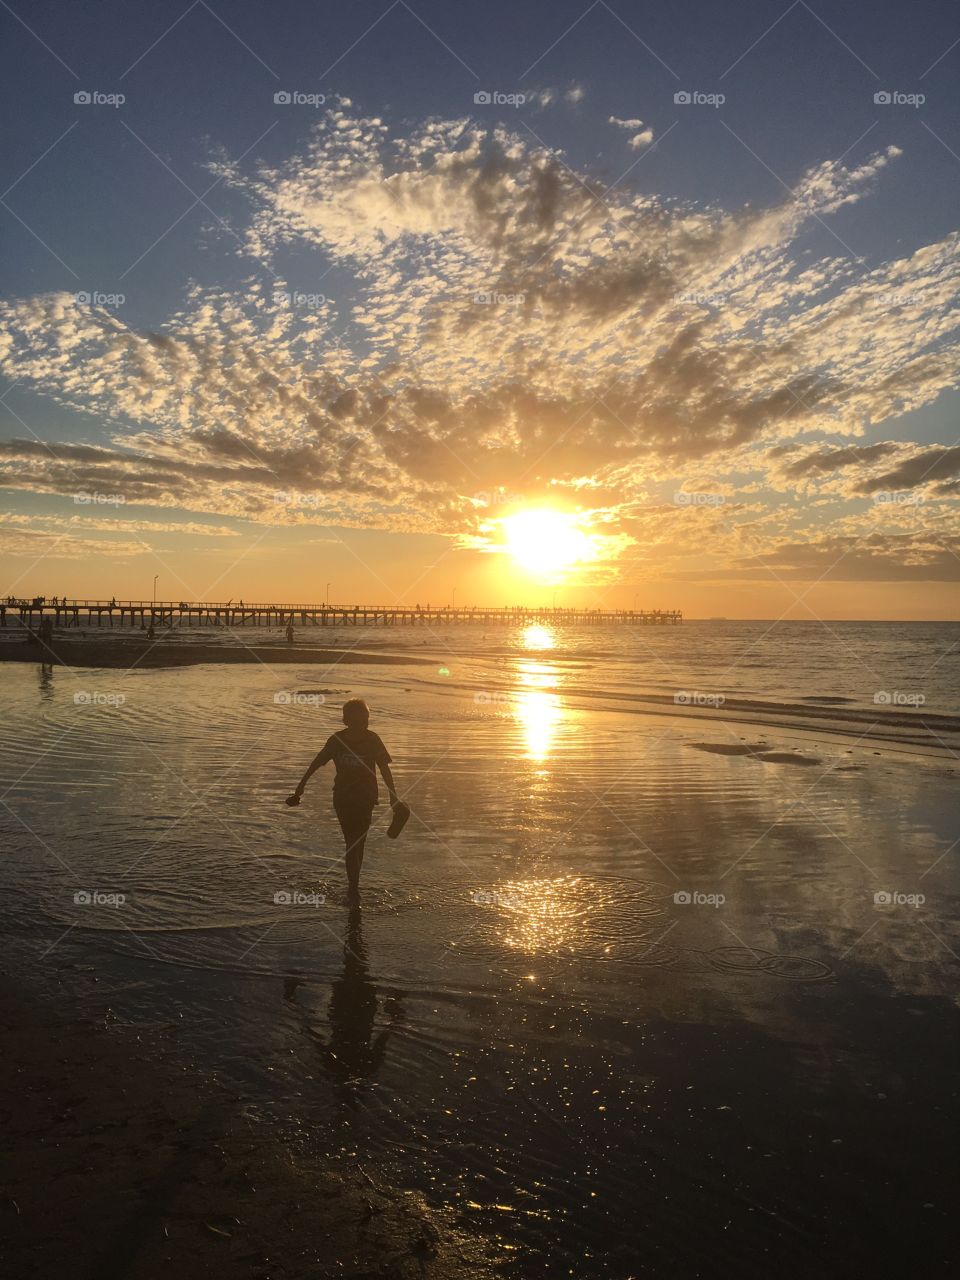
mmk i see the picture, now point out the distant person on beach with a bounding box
[287,699,403,903]
[285,621,295,645]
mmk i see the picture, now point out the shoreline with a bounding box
[0,973,495,1279]
[0,638,438,670]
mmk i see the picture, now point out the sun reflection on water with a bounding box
[514,659,563,761]
[495,876,595,953]
[520,623,556,650]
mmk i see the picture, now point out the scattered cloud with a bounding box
[608,115,654,148]
[0,105,958,583]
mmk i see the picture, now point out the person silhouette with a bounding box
[287,699,404,904]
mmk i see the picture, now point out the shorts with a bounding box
[333,796,374,850]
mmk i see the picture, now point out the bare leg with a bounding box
[345,831,366,901]
[337,805,373,903]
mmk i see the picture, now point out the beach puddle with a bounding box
[689,741,823,767]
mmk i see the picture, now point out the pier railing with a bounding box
[1,598,682,627]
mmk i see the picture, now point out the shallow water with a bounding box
[6,616,959,717]
[1,654,958,1275]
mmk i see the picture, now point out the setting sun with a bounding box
[501,509,598,580]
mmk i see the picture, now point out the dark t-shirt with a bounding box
[318,729,391,806]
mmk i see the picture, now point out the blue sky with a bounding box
[1,0,958,615]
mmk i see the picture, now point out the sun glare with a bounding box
[521,623,555,650]
[502,509,597,580]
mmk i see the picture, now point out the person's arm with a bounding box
[379,759,399,808]
[292,741,332,799]
[374,737,399,806]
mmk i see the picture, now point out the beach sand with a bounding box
[0,978,497,1279]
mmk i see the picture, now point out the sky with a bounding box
[1,0,958,617]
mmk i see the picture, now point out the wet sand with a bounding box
[1,658,958,1276]
[0,977,497,1280]
[0,636,437,669]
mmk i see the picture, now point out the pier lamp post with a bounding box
[325,581,331,605]
[153,575,159,604]
[452,587,457,608]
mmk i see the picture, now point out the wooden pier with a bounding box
[1,598,681,629]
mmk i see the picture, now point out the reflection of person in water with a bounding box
[288,912,398,1105]
[38,664,54,699]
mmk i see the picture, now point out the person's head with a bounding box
[342,698,370,730]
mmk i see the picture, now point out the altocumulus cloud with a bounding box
[0,104,958,580]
